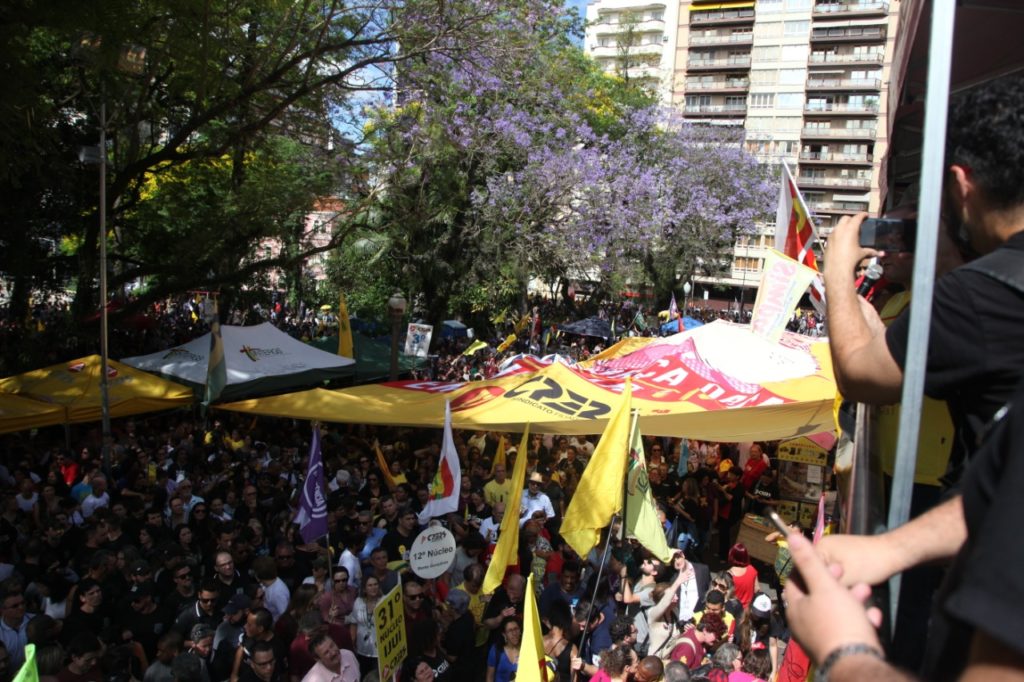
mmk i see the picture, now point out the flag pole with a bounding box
[622,409,640,542]
[574,514,619,682]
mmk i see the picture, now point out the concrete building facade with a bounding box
[584,0,903,298]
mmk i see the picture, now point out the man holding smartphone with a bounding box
[814,73,1024,680]
[824,74,1024,473]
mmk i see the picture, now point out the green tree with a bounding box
[0,0,534,320]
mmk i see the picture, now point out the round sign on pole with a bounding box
[408,526,457,579]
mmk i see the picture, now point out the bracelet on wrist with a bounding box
[814,643,884,682]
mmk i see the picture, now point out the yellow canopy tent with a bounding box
[0,393,65,435]
[0,355,194,431]
[219,322,837,441]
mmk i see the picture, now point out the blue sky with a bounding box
[566,0,588,19]
[566,0,589,43]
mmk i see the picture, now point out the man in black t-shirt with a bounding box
[824,74,1024,471]
[381,509,419,564]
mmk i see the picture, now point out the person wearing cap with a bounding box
[441,588,478,678]
[129,559,154,586]
[213,593,251,651]
[519,472,554,528]
[119,582,166,661]
[735,593,785,678]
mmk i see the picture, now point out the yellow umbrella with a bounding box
[0,355,193,428]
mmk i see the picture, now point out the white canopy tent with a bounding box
[122,322,355,402]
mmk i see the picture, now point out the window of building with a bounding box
[779,68,806,85]
[752,46,780,61]
[755,22,782,38]
[781,44,809,61]
[686,95,712,107]
[750,93,775,108]
[649,10,664,21]
[725,96,747,107]
[777,92,804,108]
[784,20,809,36]
[759,0,783,11]
[786,0,812,8]
[750,69,777,85]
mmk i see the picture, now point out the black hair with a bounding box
[946,74,1024,209]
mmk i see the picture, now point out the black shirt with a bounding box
[922,380,1024,680]
[886,231,1024,469]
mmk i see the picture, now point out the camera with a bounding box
[858,217,916,252]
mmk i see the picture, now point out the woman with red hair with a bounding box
[728,543,758,610]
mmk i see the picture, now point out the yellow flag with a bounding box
[483,426,531,594]
[625,413,673,562]
[489,435,507,477]
[518,574,549,682]
[496,334,517,353]
[375,441,398,490]
[462,339,489,356]
[561,378,632,559]
[337,293,354,358]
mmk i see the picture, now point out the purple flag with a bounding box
[296,427,328,543]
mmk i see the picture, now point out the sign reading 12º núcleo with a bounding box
[409,526,457,579]
[374,584,407,682]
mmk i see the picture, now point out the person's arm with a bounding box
[485,648,497,682]
[649,573,687,624]
[823,213,903,403]
[816,495,965,587]
[229,645,244,682]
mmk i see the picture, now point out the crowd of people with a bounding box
[0,409,801,682]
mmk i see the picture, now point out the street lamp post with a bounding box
[388,292,407,381]
[682,281,692,315]
[75,36,147,476]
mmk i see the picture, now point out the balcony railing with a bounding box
[687,56,752,69]
[689,33,753,46]
[809,52,884,65]
[813,1,889,16]
[687,79,750,90]
[807,200,870,213]
[807,77,881,90]
[690,8,756,24]
[802,126,877,138]
[683,104,747,114]
[811,27,885,41]
[804,102,880,114]
[800,151,874,163]
[797,175,872,189]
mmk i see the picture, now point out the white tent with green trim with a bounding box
[122,322,354,402]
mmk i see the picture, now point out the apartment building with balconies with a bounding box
[674,0,901,294]
[585,0,681,103]
[583,0,904,300]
